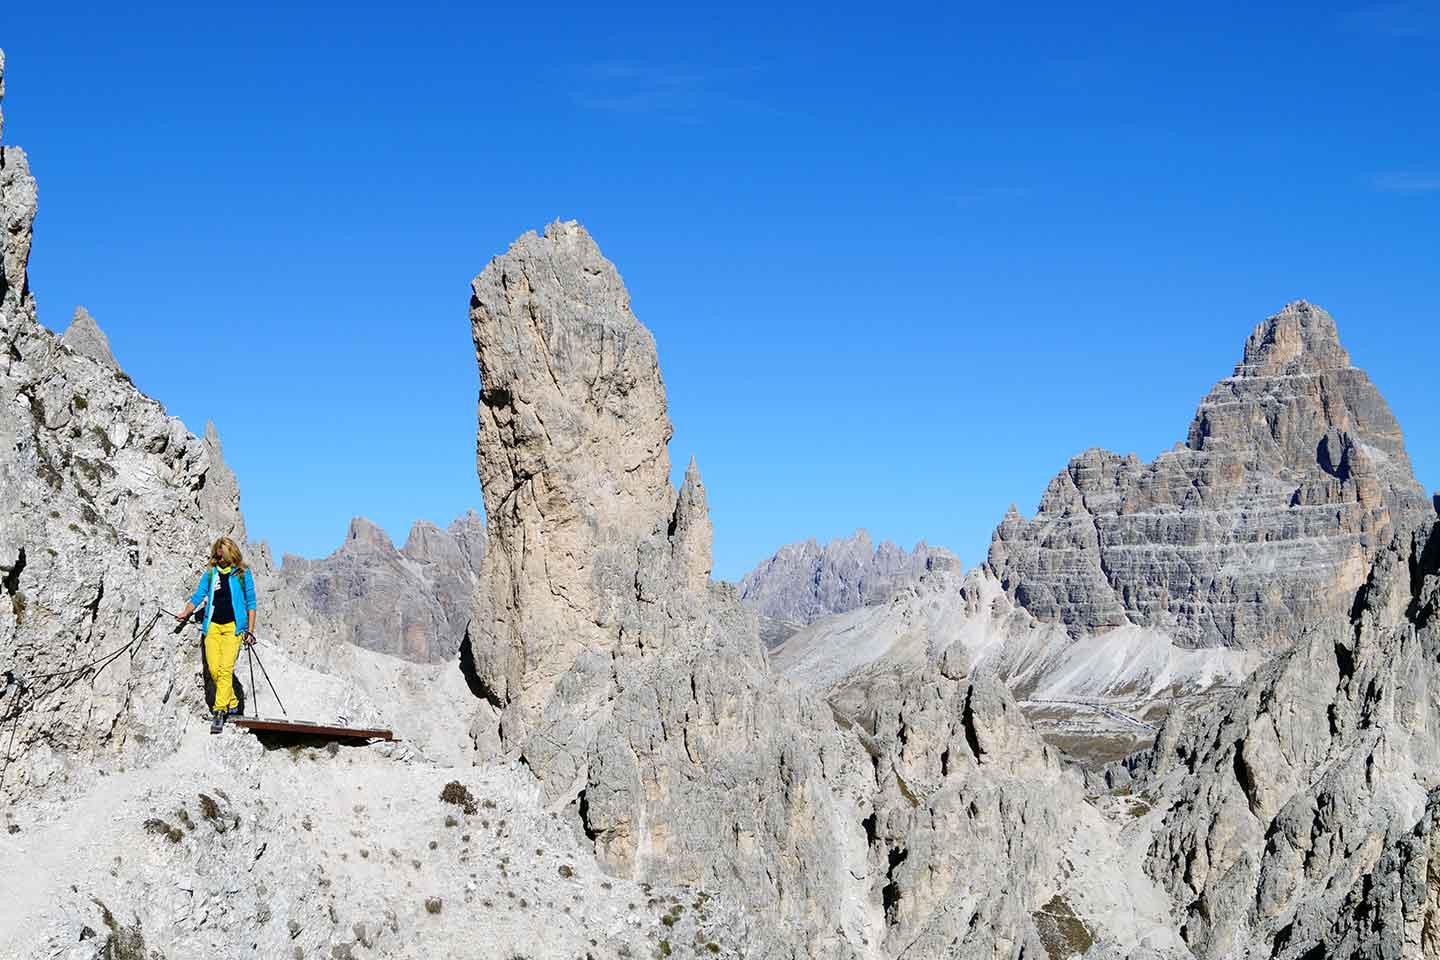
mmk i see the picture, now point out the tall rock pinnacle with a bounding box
[988,301,1433,650]
[466,220,709,729]
[0,51,38,326]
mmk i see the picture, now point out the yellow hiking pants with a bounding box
[204,621,242,712]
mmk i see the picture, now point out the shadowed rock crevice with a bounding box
[457,628,501,709]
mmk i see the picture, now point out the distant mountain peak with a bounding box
[1237,300,1349,377]
[991,302,1431,650]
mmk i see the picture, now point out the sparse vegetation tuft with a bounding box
[424,897,443,915]
[143,818,182,843]
[440,780,478,814]
[90,425,115,455]
[1032,894,1094,959]
[91,897,148,960]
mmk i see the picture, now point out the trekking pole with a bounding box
[246,644,259,718]
[248,644,288,717]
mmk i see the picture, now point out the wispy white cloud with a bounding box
[1374,172,1440,193]
[569,62,775,121]
[572,63,708,116]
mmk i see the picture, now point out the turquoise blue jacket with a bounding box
[190,566,257,635]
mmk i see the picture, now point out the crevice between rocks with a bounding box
[457,628,502,710]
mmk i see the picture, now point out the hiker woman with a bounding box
[175,537,258,734]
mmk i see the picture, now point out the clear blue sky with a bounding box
[3,2,1436,580]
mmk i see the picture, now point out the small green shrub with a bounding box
[424,897,443,915]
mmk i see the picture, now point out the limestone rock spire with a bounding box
[0,48,38,328]
[61,306,117,367]
[467,219,676,715]
[670,456,712,591]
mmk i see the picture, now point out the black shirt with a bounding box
[211,569,236,625]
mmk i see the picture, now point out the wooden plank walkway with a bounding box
[231,717,395,741]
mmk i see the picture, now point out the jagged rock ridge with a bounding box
[0,53,250,800]
[278,511,485,663]
[988,301,1434,651]
[738,529,958,646]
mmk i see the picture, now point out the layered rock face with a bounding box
[989,302,1433,652]
[278,511,485,662]
[0,54,248,800]
[1135,517,1440,958]
[463,222,1159,956]
[739,531,958,637]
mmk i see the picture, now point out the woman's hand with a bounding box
[243,629,257,646]
[176,602,195,624]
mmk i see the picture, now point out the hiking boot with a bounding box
[225,705,242,718]
[209,711,225,735]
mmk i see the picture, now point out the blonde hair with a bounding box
[209,537,245,572]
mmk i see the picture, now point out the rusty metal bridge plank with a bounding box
[231,717,395,741]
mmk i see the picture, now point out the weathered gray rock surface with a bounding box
[739,530,958,646]
[278,511,485,662]
[1134,516,1440,958]
[989,302,1433,652]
